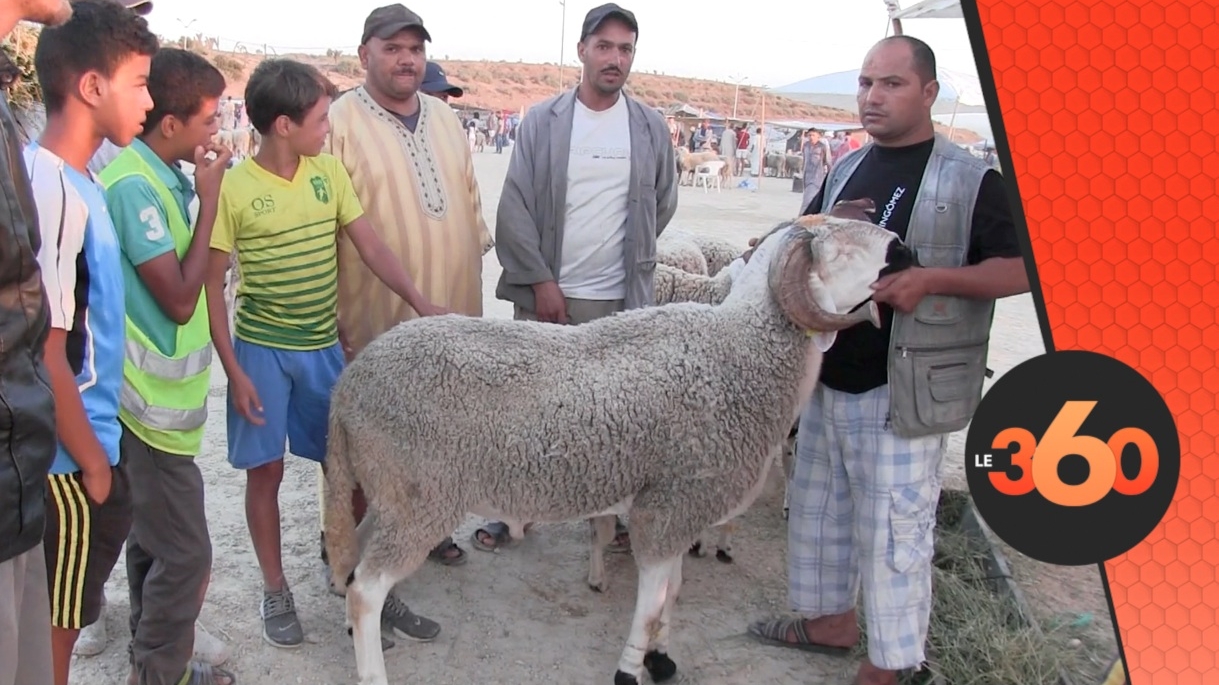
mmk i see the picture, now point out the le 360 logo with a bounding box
[965,351,1179,566]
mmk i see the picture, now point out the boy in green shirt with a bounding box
[101,48,235,685]
[204,58,446,649]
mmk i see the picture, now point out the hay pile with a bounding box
[1,22,40,109]
[918,493,1073,684]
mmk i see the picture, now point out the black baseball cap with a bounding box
[580,3,638,42]
[362,4,432,45]
[422,61,462,98]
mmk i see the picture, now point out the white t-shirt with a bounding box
[559,94,631,300]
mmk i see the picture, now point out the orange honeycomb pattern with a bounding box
[974,1,1218,683]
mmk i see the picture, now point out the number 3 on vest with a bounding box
[987,401,1159,507]
[139,205,166,241]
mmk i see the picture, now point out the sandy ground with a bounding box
[71,150,1117,685]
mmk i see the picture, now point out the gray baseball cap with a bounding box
[580,3,638,42]
[362,4,432,44]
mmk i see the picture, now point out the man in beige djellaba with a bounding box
[315,2,494,625]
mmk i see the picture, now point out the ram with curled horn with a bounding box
[320,199,917,685]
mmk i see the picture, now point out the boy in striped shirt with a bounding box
[203,58,446,650]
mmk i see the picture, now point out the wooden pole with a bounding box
[757,90,766,190]
[947,97,961,142]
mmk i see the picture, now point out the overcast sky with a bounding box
[148,1,983,88]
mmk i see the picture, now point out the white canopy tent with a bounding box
[888,0,963,20]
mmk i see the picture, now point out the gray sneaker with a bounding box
[260,589,304,649]
[381,594,441,642]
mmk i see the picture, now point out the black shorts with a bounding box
[43,458,132,630]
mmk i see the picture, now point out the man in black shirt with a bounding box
[749,36,1029,685]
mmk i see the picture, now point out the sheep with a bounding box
[675,147,725,186]
[212,128,234,152]
[652,236,756,565]
[655,234,708,275]
[230,126,253,160]
[321,197,912,685]
[655,230,745,277]
[652,260,737,307]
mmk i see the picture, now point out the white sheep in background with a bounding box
[655,230,742,277]
[230,126,253,160]
[652,232,745,564]
[322,199,912,685]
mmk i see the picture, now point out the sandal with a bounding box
[471,521,532,552]
[128,660,237,685]
[428,537,467,566]
[747,617,854,655]
[183,661,238,685]
[607,519,631,554]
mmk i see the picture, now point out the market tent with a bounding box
[887,0,963,20]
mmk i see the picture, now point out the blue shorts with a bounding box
[226,338,345,470]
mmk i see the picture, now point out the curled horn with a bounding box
[767,229,880,333]
[828,198,877,222]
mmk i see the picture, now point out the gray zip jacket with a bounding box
[495,88,679,312]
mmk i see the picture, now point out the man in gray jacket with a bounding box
[478,2,678,554]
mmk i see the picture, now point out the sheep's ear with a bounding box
[806,274,839,353]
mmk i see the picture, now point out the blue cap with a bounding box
[421,61,462,98]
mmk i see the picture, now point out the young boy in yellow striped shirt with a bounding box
[203,58,446,650]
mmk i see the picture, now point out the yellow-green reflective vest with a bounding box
[100,148,212,456]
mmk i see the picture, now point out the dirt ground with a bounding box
[71,150,1117,685]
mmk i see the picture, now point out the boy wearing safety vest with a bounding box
[100,48,236,685]
[203,58,447,650]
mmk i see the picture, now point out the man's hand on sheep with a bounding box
[533,280,568,323]
[870,267,931,313]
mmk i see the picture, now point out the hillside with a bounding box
[207,49,981,143]
[0,27,981,143]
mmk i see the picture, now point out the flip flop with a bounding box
[471,522,514,552]
[607,520,632,554]
[183,661,238,685]
[428,537,467,566]
[747,618,854,655]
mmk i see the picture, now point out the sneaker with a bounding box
[260,589,304,649]
[381,594,440,642]
[193,622,231,666]
[74,597,108,656]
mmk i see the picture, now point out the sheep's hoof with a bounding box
[689,541,707,557]
[644,651,678,682]
[613,670,639,685]
[589,580,607,593]
[715,549,734,564]
[782,507,790,520]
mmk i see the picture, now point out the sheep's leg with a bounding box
[648,554,684,656]
[714,522,736,563]
[588,515,616,593]
[689,529,709,557]
[613,557,679,685]
[347,563,398,685]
